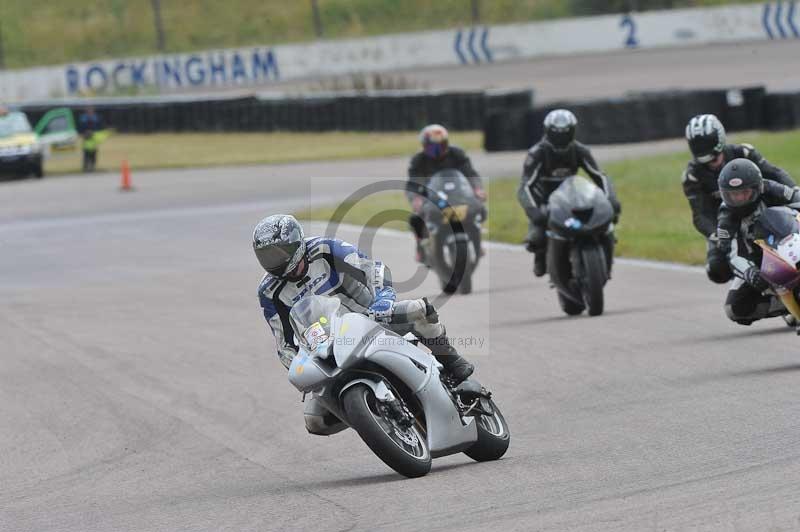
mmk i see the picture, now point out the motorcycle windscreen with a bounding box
[753,206,800,248]
[548,176,613,231]
[428,170,476,205]
[289,295,342,350]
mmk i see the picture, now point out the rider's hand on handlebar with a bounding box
[412,196,424,213]
[474,187,487,202]
[744,266,769,293]
[368,299,394,323]
[368,287,397,323]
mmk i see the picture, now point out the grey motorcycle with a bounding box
[287,295,510,478]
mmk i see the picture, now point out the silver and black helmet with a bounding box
[253,214,306,278]
[686,114,726,164]
[543,109,577,153]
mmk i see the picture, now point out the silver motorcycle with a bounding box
[287,295,510,478]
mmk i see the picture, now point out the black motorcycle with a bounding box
[422,169,484,294]
[545,175,615,316]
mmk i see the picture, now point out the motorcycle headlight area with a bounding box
[301,321,333,357]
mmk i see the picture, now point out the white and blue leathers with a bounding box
[257,237,449,434]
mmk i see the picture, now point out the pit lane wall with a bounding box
[0,2,793,103]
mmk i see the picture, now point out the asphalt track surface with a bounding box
[4,141,800,532]
[272,40,800,103]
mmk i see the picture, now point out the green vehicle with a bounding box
[0,108,79,179]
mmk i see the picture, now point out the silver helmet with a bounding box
[686,114,726,164]
[253,214,307,278]
[543,109,577,153]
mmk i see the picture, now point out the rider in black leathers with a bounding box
[682,114,796,284]
[406,124,486,262]
[716,159,800,325]
[518,109,620,277]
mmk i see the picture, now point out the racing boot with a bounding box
[422,333,474,385]
[533,250,547,277]
[415,238,429,265]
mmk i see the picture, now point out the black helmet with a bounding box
[718,158,763,215]
[253,214,307,279]
[686,114,726,163]
[543,109,577,153]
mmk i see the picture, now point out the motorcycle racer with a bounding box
[518,109,620,277]
[716,159,800,325]
[254,214,475,434]
[407,124,486,262]
[682,114,796,284]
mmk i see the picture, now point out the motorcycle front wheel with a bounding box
[579,244,607,316]
[342,384,431,478]
[442,239,470,294]
[463,398,511,462]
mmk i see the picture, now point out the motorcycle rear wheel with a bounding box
[342,384,431,478]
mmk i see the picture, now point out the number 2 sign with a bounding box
[620,14,639,48]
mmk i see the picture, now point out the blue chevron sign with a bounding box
[763,1,800,39]
[454,27,493,64]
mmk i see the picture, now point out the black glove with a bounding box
[744,266,769,292]
[529,206,548,226]
[422,297,439,323]
[608,197,621,224]
[610,197,621,214]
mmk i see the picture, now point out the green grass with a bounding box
[0,0,760,68]
[296,129,800,264]
[43,130,482,175]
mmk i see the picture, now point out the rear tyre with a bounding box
[342,385,431,478]
[463,399,510,462]
[579,245,607,316]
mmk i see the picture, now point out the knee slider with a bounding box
[706,263,733,284]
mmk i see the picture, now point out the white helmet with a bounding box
[420,124,449,159]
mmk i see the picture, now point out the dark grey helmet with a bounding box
[686,114,726,163]
[253,214,307,278]
[718,158,763,214]
[543,109,577,153]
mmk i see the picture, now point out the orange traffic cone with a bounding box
[120,159,133,191]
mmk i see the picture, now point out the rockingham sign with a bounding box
[65,49,280,95]
[0,2,795,103]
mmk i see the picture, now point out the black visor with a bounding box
[255,241,301,274]
[547,128,574,149]
[689,136,720,162]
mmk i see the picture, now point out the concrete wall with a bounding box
[1,2,794,103]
